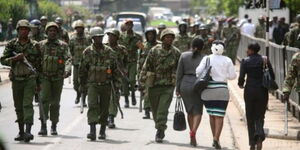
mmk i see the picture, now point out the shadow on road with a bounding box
[15,141,54,146]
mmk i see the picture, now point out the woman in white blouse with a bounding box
[195,40,236,149]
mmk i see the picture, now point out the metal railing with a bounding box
[237,34,300,119]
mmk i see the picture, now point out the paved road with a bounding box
[0,77,236,150]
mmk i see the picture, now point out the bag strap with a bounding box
[205,56,210,68]
[175,96,184,112]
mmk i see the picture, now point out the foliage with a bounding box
[284,0,300,20]
[0,0,28,26]
[38,0,65,21]
[63,5,93,20]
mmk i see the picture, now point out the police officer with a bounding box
[254,16,266,39]
[38,22,72,136]
[29,19,46,42]
[40,16,48,35]
[119,19,142,108]
[288,14,300,48]
[140,29,181,143]
[194,25,213,55]
[0,19,42,142]
[189,22,200,38]
[173,21,192,53]
[137,27,160,119]
[106,29,128,128]
[79,27,119,141]
[157,23,166,41]
[55,17,69,43]
[69,20,91,106]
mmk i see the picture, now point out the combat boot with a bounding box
[98,125,106,140]
[24,123,34,142]
[108,115,116,129]
[38,121,47,136]
[155,129,165,143]
[124,96,129,108]
[87,123,96,141]
[143,108,151,119]
[131,91,136,106]
[14,123,24,141]
[51,123,58,135]
[75,91,81,104]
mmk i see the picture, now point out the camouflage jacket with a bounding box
[140,44,181,87]
[69,32,91,65]
[58,27,69,44]
[194,34,213,55]
[254,24,266,39]
[79,44,120,85]
[173,33,192,53]
[288,27,300,48]
[39,39,72,80]
[221,26,240,44]
[29,32,47,42]
[0,38,41,80]
[283,52,300,93]
[137,41,160,74]
[119,31,142,63]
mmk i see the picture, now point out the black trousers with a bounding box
[244,86,268,146]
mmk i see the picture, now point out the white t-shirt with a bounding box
[196,55,236,82]
[241,22,256,36]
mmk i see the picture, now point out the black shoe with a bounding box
[142,108,151,119]
[98,125,106,140]
[38,121,47,136]
[124,96,129,108]
[108,115,116,129]
[24,124,34,142]
[75,92,81,104]
[155,129,165,143]
[213,140,221,149]
[87,124,96,141]
[51,123,58,135]
[131,92,136,106]
[14,123,24,141]
[34,93,39,103]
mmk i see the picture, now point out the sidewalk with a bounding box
[0,68,9,85]
[227,62,300,149]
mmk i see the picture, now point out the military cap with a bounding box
[124,19,133,24]
[158,23,166,29]
[106,29,120,38]
[160,28,175,40]
[74,20,85,29]
[178,21,188,27]
[45,22,59,32]
[40,16,48,21]
[55,17,63,24]
[16,19,31,30]
[90,27,104,37]
[30,19,41,28]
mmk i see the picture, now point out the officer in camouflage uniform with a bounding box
[194,25,214,55]
[157,23,166,41]
[0,19,42,142]
[119,19,142,108]
[189,23,200,38]
[38,22,72,136]
[40,16,48,36]
[69,20,91,106]
[79,27,119,141]
[221,18,241,64]
[140,29,181,143]
[55,17,69,43]
[254,16,266,39]
[137,27,160,119]
[173,22,192,53]
[289,14,300,48]
[106,29,128,128]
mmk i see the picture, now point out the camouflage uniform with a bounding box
[1,20,41,142]
[58,27,69,43]
[173,22,192,53]
[140,29,181,142]
[221,26,240,64]
[194,34,213,55]
[283,52,300,98]
[289,15,300,48]
[254,23,266,39]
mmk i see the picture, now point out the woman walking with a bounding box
[238,43,275,150]
[196,40,236,149]
[176,38,205,146]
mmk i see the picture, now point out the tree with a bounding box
[38,0,65,21]
[0,0,28,26]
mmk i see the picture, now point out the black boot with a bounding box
[143,108,151,119]
[98,125,106,140]
[75,91,81,104]
[24,123,34,142]
[213,140,222,149]
[124,96,129,108]
[14,123,24,141]
[51,123,58,135]
[87,123,96,141]
[38,121,47,136]
[108,115,116,129]
[82,94,87,107]
[155,129,165,143]
[131,91,136,106]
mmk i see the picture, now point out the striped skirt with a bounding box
[201,81,229,117]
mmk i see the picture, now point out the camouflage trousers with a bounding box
[12,78,36,124]
[73,65,80,92]
[141,88,151,109]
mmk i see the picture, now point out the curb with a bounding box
[228,81,300,141]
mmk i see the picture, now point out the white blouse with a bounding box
[195,54,237,82]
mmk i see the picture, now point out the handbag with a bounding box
[173,96,186,131]
[262,56,278,91]
[193,57,212,92]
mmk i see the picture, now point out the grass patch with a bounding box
[149,20,177,27]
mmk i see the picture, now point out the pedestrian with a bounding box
[254,16,266,39]
[79,27,119,141]
[288,14,300,48]
[55,17,69,43]
[0,19,42,142]
[69,20,91,106]
[139,29,181,143]
[241,19,255,37]
[119,19,143,108]
[176,38,205,147]
[38,22,72,136]
[273,17,289,45]
[196,40,236,149]
[238,42,275,150]
[173,21,192,53]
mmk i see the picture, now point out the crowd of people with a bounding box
[0,13,299,150]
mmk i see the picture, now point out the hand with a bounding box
[63,72,71,78]
[11,53,24,61]
[283,93,290,102]
[136,41,144,50]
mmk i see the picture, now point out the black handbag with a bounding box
[193,57,212,92]
[262,57,278,91]
[173,96,186,131]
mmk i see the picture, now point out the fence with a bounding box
[237,34,300,120]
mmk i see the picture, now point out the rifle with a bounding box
[115,60,129,82]
[110,81,124,119]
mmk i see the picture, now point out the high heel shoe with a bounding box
[190,131,197,147]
